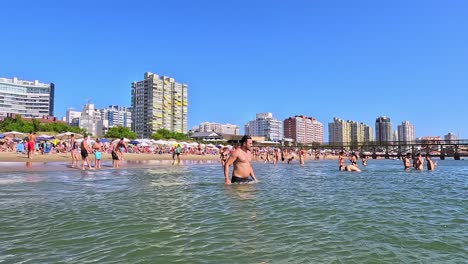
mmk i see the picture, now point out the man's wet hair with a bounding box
[240,135,252,145]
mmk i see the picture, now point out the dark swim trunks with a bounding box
[231,176,253,184]
[81,149,88,159]
[111,151,119,160]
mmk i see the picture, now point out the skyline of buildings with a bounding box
[131,72,188,138]
[0,76,461,141]
[0,77,55,118]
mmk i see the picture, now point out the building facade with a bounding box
[131,72,188,138]
[397,121,415,143]
[79,103,103,137]
[328,117,372,144]
[0,77,55,118]
[65,108,81,125]
[283,115,323,144]
[245,113,283,141]
[193,122,240,135]
[98,105,132,129]
[375,116,392,144]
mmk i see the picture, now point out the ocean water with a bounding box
[0,159,466,263]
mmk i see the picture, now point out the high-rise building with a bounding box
[397,121,415,143]
[98,105,132,129]
[375,116,392,144]
[65,108,81,125]
[0,77,55,118]
[131,72,188,138]
[79,102,103,136]
[283,115,323,144]
[328,118,372,144]
[245,113,283,141]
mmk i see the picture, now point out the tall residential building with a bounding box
[131,72,188,138]
[283,115,323,144]
[65,108,82,124]
[349,120,373,143]
[79,102,103,136]
[328,118,372,144]
[245,113,283,141]
[98,105,132,128]
[0,77,55,118]
[444,133,458,142]
[375,116,392,144]
[397,121,415,143]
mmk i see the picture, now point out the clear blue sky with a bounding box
[2,0,467,139]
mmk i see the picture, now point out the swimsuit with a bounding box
[231,176,253,184]
[94,151,102,160]
[81,149,88,159]
[111,150,119,160]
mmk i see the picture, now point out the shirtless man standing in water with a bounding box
[224,135,258,185]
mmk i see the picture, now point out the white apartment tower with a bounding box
[131,72,188,138]
[397,121,415,143]
[245,113,283,141]
[0,77,55,118]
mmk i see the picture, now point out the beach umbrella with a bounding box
[99,138,110,143]
[3,131,26,138]
[0,134,4,139]
[36,134,54,141]
[154,139,167,145]
[129,140,140,145]
[56,131,83,140]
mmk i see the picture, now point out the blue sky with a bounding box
[2,0,467,139]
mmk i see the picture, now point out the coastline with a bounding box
[0,152,339,172]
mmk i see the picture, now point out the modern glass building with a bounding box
[131,72,188,138]
[0,77,55,118]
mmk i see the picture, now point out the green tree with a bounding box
[150,129,189,140]
[104,126,137,139]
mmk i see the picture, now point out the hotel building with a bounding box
[0,77,55,118]
[283,115,324,144]
[131,72,188,138]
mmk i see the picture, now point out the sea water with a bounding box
[0,159,466,263]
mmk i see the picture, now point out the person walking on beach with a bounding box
[224,135,257,185]
[80,135,93,170]
[27,132,36,159]
[92,138,104,169]
[69,134,79,168]
[174,144,182,164]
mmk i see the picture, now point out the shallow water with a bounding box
[0,159,467,263]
